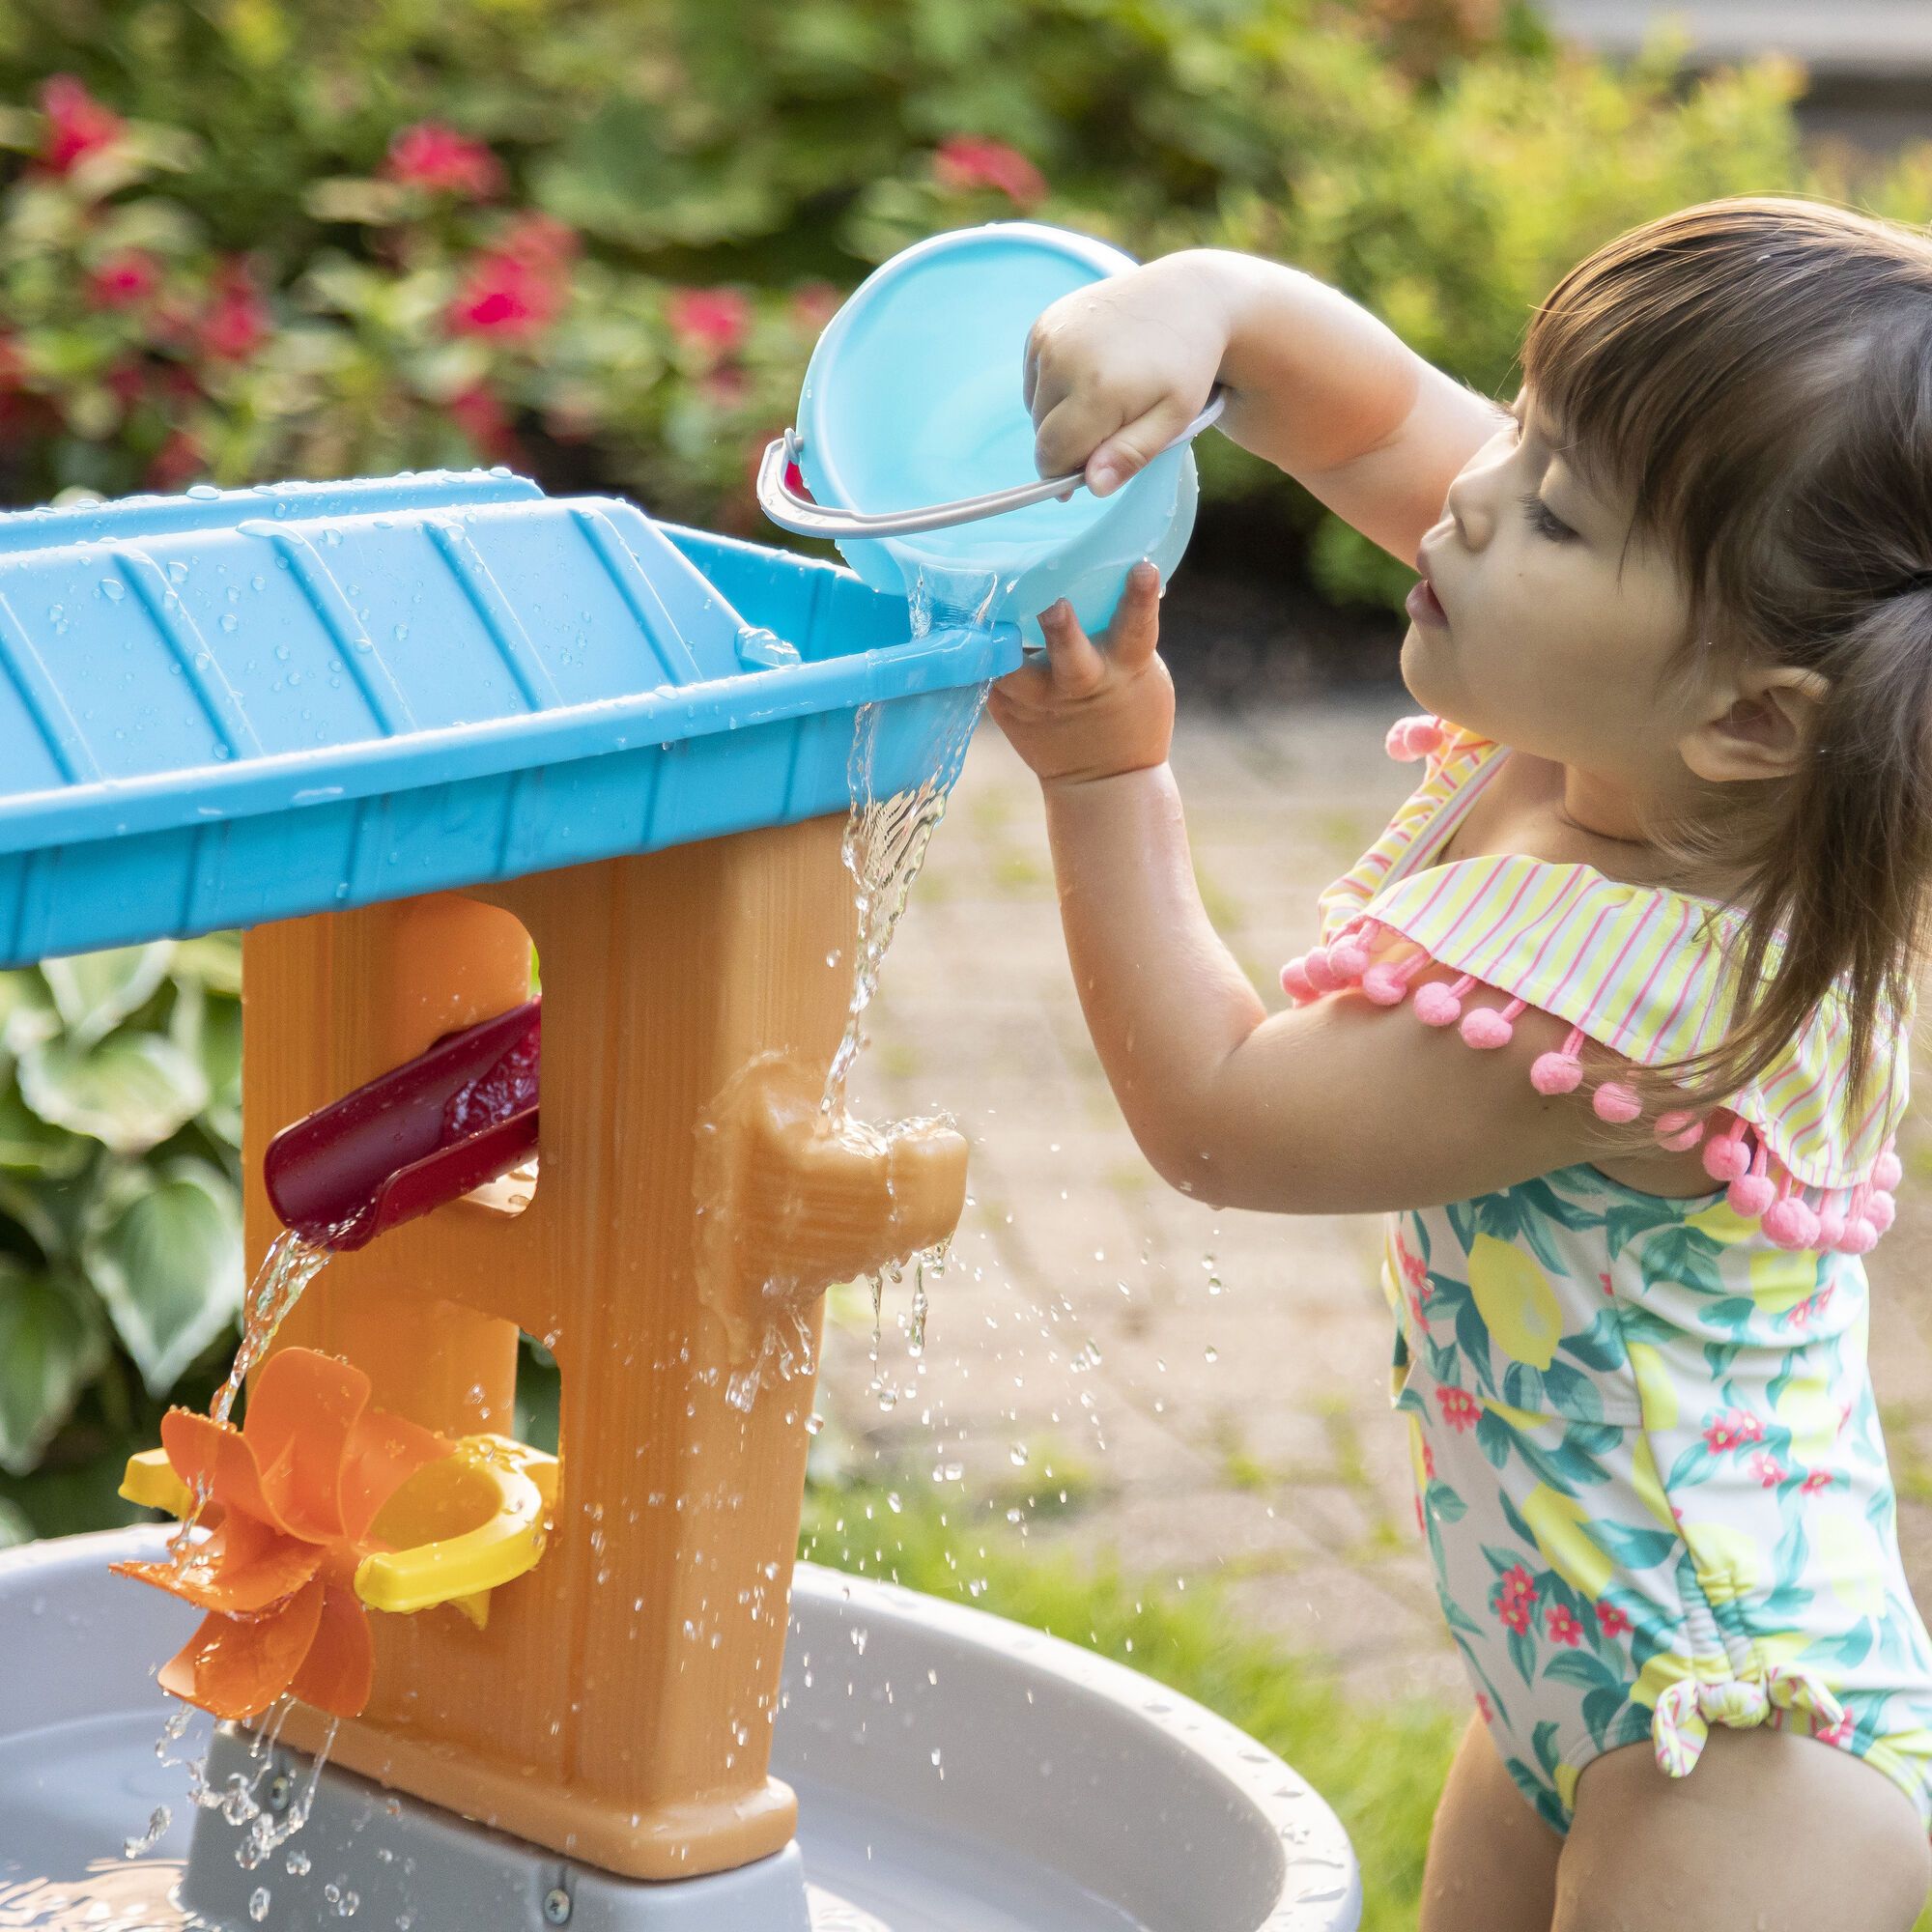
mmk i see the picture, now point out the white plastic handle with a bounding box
[757,388,1226,540]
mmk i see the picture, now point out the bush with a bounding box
[0,937,242,1539]
[0,4,1922,593]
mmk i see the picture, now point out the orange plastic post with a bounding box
[245,814,966,1878]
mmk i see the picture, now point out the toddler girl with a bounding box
[992,198,1932,1931]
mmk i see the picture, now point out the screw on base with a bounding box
[541,1884,572,1924]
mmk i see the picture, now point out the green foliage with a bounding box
[800,1482,1460,1932]
[0,937,242,1521]
[0,4,1922,589]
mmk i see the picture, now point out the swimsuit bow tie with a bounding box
[1651,1662,1845,1778]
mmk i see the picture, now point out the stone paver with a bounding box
[818,696,1932,1719]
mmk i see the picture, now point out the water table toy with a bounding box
[0,466,1357,1930]
[757,221,1223,647]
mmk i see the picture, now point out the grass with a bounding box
[800,1482,1457,1932]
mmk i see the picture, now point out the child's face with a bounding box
[1403,390,1699,794]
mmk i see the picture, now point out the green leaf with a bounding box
[170,935,243,998]
[171,982,242,1149]
[18,1035,209,1155]
[41,944,176,1047]
[0,1082,92,1179]
[0,1496,30,1548]
[1544,1649,1620,1690]
[82,1159,243,1397]
[0,1262,104,1477]
[0,972,59,1056]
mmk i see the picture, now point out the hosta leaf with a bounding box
[170,935,243,998]
[0,1497,30,1548]
[41,944,176,1048]
[0,971,59,1056]
[18,1035,209,1154]
[0,1262,104,1477]
[171,984,242,1149]
[0,1081,92,1179]
[82,1159,243,1397]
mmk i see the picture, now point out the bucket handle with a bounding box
[757,388,1226,540]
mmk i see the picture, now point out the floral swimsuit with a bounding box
[1283,715,1932,1836]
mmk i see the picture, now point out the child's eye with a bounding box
[1520,492,1575,542]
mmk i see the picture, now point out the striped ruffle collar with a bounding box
[1282,714,1910,1254]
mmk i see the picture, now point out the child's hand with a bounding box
[987,562,1173,786]
[1026,259,1228,497]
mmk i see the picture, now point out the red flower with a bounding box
[933,136,1046,208]
[146,428,205,492]
[1546,1604,1582,1647]
[85,249,159,312]
[1435,1385,1481,1433]
[1491,1563,1539,1634]
[446,217,576,345]
[1802,1466,1833,1493]
[668,287,751,357]
[448,382,519,461]
[384,122,502,199]
[1747,1450,1786,1490]
[1421,1439,1436,1481]
[1596,1602,1632,1638]
[1598,1270,1615,1298]
[1397,1239,1428,1290]
[1475,1690,1493,1723]
[198,261,270,363]
[40,75,123,175]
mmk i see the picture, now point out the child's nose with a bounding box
[1442,458,1497,553]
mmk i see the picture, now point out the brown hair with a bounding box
[1520,196,1932,1141]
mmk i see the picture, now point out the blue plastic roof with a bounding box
[0,471,1018,966]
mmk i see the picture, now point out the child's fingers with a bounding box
[1085,393,1205,497]
[1037,597,1106,696]
[1103,562,1163,669]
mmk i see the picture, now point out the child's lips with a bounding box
[1406,575,1447,628]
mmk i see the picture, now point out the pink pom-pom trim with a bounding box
[1869,1189,1898,1235]
[1727,1138,1775,1216]
[1877,1146,1904,1192]
[1303,948,1342,994]
[1817,1205,1847,1249]
[1593,1081,1641,1123]
[1702,1118,1750,1184]
[1280,957,1319,1004]
[1415,975,1472,1027]
[1840,1216,1878,1256]
[1655,1110,1705,1153]
[1530,1025,1585,1096]
[1762,1195,1820,1250]
[1384,716,1444,763]
[1463,997,1525,1049]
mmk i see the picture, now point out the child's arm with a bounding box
[1027,247,1504,567]
[989,569,1614,1215]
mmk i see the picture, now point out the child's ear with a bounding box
[1679,663,1831,784]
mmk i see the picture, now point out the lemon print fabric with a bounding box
[1388,1160,1932,1839]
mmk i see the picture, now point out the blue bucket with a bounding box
[757,223,1218,647]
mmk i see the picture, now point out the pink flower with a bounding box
[445,217,576,345]
[40,75,122,176]
[1812,1706,1857,1748]
[84,249,158,312]
[1598,1271,1615,1298]
[1420,1439,1436,1482]
[1395,1238,1428,1290]
[1787,1284,1834,1330]
[1546,1604,1583,1647]
[668,287,751,357]
[1435,1386,1481,1434]
[1701,1408,1764,1454]
[1802,1467,1833,1493]
[197,261,270,363]
[1492,1564,1538,1634]
[1475,1690,1493,1723]
[1597,1602,1632,1638]
[384,122,502,199]
[146,427,205,492]
[788,280,842,331]
[1747,1450,1786,1489]
[933,135,1046,208]
[448,382,518,460]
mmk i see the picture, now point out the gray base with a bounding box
[1,1529,1360,1932]
[179,1725,811,1932]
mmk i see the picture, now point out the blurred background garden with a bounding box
[4,5,1932,1922]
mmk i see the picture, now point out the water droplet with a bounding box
[249,1886,271,1921]
[285,1850,310,1876]
[99,577,125,602]
[168,559,189,583]
[392,623,409,642]
[221,613,239,633]
[186,483,220,499]
[1009,1443,1029,1467]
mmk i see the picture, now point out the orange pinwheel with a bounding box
[112,1348,451,1722]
